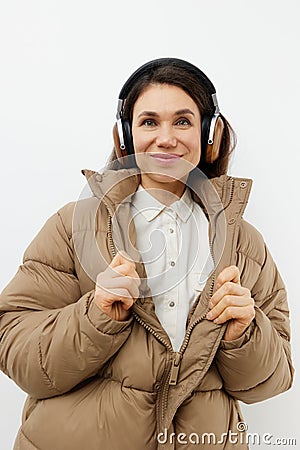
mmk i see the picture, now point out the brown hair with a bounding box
[107,64,237,179]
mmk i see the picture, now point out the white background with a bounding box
[0,1,299,449]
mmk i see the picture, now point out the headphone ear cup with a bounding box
[112,121,136,168]
[113,123,124,159]
[205,116,224,164]
[122,119,134,155]
[200,115,224,165]
[200,115,210,165]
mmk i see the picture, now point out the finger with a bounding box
[209,304,255,325]
[216,265,240,290]
[114,292,134,311]
[110,251,135,269]
[210,282,248,307]
[109,262,139,277]
[101,277,141,300]
[100,287,134,305]
[207,294,253,321]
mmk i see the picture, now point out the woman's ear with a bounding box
[205,117,224,164]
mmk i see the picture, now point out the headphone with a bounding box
[113,57,224,166]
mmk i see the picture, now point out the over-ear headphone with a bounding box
[113,57,224,166]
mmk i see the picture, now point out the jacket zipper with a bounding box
[103,199,117,259]
[131,309,175,425]
[161,275,215,421]
[104,176,234,426]
[131,310,173,353]
[223,176,235,210]
[168,279,215,385]
[159,176,235,422]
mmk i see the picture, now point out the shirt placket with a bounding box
[164,209,179,350]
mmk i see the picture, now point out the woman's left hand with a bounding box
[206,265,255,341]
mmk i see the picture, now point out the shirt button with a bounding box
[170,261,176,267]
[169,228,174,233]
[169,301,175,308]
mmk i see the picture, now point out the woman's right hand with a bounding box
[94,251,141,321]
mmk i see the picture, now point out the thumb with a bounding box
[110,250,133,269]
[215,265,240,290]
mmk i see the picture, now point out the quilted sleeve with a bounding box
[216,220,294,403]
[0,203,133,399]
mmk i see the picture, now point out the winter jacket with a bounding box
[0,167,294,450]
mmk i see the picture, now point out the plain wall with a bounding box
[0,1,299,448]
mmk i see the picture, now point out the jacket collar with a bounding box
[131,184,194,223]
[81,167,253,221]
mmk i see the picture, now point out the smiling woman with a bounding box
[112,58,234,180]
[132,84,202,199]
[0,58,294,450]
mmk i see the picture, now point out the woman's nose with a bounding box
[155,126,177,148]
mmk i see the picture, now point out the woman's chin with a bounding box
[140,172,188,189]
[136,161,192,186]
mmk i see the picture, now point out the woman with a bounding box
[0,58,294,449]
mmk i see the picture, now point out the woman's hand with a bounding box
[206,265,255,341]
[94,251,141,321]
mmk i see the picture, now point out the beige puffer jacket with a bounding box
[0,168,294,450]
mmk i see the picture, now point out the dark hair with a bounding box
[108,63,236,179]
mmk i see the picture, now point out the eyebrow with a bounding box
[137,108,195,118]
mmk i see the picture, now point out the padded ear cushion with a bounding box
[200,115,224,165]
[200,115,211,164]
[113,123,124,159]
[112,121,136,168]
[205,116,224,164]
[122,118,135,155]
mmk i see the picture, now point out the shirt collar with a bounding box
[131,184,194,223]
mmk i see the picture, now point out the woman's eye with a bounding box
[142,119,156,127]
[176,118,191,126]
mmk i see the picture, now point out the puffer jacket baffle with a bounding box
[0,168,294,450]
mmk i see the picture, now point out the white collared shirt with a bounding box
[130,184,213,352]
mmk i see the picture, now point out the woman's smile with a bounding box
[149,152,182,164]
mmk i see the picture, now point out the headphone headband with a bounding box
[118,57,218,104]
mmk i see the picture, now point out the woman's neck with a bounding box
[140,176,186,206]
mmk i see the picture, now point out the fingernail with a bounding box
[208,301,213,309]
[206,312,213,320]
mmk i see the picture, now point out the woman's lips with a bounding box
[150,153,182,163]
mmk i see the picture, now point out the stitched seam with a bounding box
[20,430,41,449]
[22,258,74,275]
[77,331,117,374]
[235,250,264,266]
[57,210,70,239]
[37,340,63,394]
[194,388,222,393]
[254,288,286,304]
[100,376,156,394]
[81,329,115,363]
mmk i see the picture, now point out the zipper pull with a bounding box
[169,352,182,386]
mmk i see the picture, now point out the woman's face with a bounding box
[131,83,201,195]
